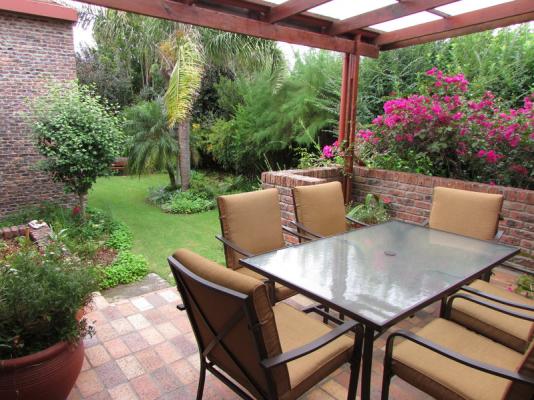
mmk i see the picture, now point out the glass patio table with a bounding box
[240,220,519,400]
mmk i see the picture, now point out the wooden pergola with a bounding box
[79,0,533,201]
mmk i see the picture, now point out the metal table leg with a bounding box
[360,325,375,400]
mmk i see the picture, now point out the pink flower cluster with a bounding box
[356,67,533,187]
[426,67,469,92]
[322,140,341,159]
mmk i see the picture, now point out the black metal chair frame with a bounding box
[381,293,534,400]
[168,256,364,400]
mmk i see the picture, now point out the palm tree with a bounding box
[159,28,286,191]
[159,28,203,191]
[123,99,179,189]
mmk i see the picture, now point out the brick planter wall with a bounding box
[261,166,533,271]
[0,6,77,218]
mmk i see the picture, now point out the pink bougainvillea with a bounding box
[354,68,533,188]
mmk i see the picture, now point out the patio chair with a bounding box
[381,293,534,400]
[428,186,503,241]
[168,249,363,400]
[292,181,365,240]
[216,188,300,302]
[429,187,534,352]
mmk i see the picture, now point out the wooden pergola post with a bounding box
[340,37,361,204]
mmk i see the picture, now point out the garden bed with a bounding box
[0,204,149,290]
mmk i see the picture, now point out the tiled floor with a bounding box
[69,269,517,400]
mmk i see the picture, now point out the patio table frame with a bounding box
[240,221,519,400]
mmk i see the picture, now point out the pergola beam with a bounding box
[79,0,379,57]
[267,0,330,24]
[329,0,456,36]
[376,0,534,47]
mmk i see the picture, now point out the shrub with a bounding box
[148,171,256,214]
[161,191,215,214]
[0,242,98,358]
[100,251,148,290]
[357,68,533,189]
[30,82,123,216]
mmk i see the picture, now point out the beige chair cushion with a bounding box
[172,249,291,396]
[236,267,295,302]
[217,189,286,270]
[273,303,353,400]
[429,187,503,240]
[450,279,534,353]
[392,318,524,400]
[293,181,347,237]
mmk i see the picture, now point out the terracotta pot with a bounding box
[0,340,84,400]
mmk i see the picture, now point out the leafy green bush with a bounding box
[348,194,391,225]
[148,170,256,214]
[105,222,133,251]
[161,191,215,214]
[364,150,433,176]
[0,242,98,358]
[30,82,123,216]
[100,251,149,290]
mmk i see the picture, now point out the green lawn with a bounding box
[88,174,225,280]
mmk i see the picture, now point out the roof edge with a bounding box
[0,0,78,22]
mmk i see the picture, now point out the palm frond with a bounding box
[161,30,204,127]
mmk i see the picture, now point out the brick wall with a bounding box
[261,166,533,270]
[0,9,77,217]
[261,167,342,244]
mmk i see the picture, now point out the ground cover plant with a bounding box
[354,69,533,189]
[0,204,148,290]
[88,174,224,280]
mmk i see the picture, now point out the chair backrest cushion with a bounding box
[171,249,290,396]
[217,189,285,270]
[293,181,347,237]
[429,187,503,241]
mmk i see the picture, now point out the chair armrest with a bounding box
[282,226,314,242]
[387,329,534,385]
[261,321,361,369]
[499,264,533,276]
[446,293,534,321]
[289,221,323,239]
[345,215,369,227]
[215,234,254,258]
[461,285,534,312]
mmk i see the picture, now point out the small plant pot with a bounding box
[0,340,84,400]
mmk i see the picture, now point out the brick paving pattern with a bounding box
[70,269,517,400]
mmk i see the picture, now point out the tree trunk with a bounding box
[166,165,178,190]
[178,119,191,191]
[78,193,87,219]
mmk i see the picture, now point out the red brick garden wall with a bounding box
[0,8,77,217]
[261,166,533,271]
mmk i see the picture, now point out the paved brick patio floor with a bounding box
[68,269,517,400]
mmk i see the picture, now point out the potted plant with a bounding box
[347,193,391,227]
[0,240,98,400]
